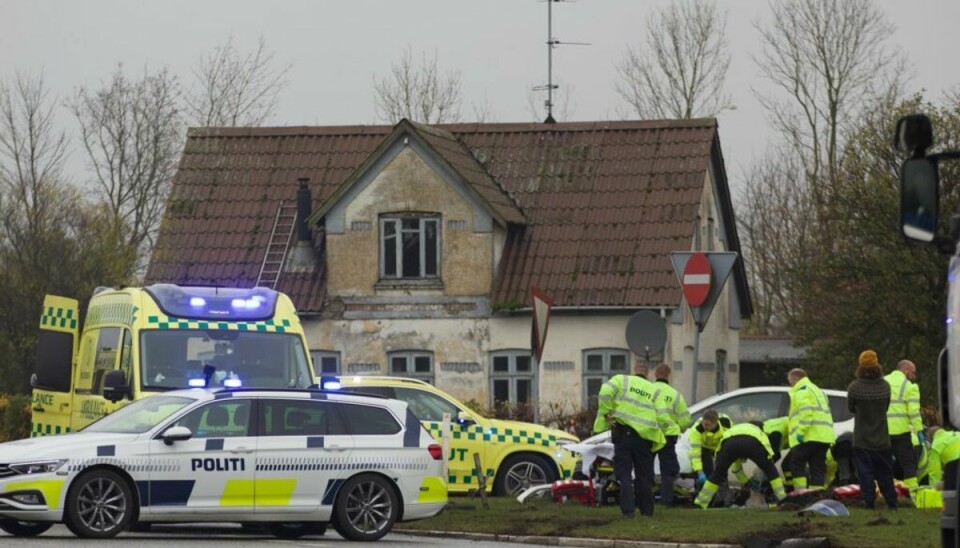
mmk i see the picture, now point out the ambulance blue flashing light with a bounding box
[146,284,279,321]
[188,379,206,388]
[223,378,243,388]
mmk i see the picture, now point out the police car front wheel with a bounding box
[332,474,398,541]
[0,520,53,537]
[64,469,134,538]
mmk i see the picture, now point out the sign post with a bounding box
[671,252,738,403]
[530,287,553,423]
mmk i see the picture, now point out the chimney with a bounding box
[285,177,318,273]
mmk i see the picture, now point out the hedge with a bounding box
[0,394,32,442]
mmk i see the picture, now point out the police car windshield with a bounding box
[82,395,196,434]
[140,330,312,390]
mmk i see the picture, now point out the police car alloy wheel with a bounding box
[494,454,556,496]
[0,520,54,537]
[332,474,398,541]
[64,469,134,538]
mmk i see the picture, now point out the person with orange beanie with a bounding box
[847,349,898,509]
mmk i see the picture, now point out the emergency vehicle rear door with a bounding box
[31,295,79,436]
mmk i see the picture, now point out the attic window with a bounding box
[380,215,440,279]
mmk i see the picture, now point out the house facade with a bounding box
[146,119,752,418]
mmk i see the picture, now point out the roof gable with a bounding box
[307,119,525,230]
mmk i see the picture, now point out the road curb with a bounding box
[395,529,740,548]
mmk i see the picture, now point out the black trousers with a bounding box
[709,436,779,485]
[701,449,716,477]
[656,435,680,505]
[852,447,898,509]
[788,441,830,487]
[612,426,655,516]
[890,432,919,479]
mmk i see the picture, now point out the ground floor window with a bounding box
[582,348,630,408]
[489,350,535,421]
[388,351,434,383]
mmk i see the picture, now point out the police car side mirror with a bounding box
[102,370,130,403]
[162,426,193,446]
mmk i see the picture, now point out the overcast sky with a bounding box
[2,0,959,197]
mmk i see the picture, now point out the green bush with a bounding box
[0,394,32,442]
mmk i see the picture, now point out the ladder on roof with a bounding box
[256,201,298,288]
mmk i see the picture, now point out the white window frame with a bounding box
[380,215,441,279]
[582,348,631,408]
[489,350,536,411]
[387,350,434,383]
[311,350,341,375]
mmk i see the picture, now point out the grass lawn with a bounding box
[398,496,939,547]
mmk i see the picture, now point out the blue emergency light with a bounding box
[146,284,278,321]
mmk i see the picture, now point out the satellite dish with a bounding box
[625,310,667,359]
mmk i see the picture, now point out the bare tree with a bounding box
[374,47,463,124]
[615,0,731,119]
[753,0,905,197]
[186,36,289,127]
[0,73,70,246]
[70,65,183,258]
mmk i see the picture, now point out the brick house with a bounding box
[146,118,752,416]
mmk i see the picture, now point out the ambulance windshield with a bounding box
[140,329,312,390]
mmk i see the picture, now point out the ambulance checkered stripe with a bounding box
[67,458,180,473]
[145,316,292,333]
[40,306,77,330]
[32,423,71,436]
[86,302,138,327]
[255,457,429,472]
[424,423,555,446]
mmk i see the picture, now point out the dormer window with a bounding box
[380,215,440,279]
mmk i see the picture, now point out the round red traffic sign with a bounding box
[682,253,712,307]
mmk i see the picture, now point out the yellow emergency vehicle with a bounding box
[338,376,579,495]
[30,284,315,436]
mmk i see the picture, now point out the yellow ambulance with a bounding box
[30,284,315,436]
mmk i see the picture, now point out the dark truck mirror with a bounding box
[102,370,130,403]
[894,114,933,157]
[900,157,939,243]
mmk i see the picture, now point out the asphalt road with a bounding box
[0,524,547,547]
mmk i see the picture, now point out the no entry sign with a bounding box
[681,252,712,306]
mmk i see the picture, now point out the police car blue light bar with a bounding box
[223,378,242,388]
[320,376,341,390]
[146,284,278,321]
[188,379,206,388]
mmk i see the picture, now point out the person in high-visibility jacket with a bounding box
[651,363,691,506]
[593,363,666,518]
[786,368,836,489]
[763,416,792,487]
[884,359,923,494]
[694,422,788,509]
[926,427,960,489]
[689,410,732,488]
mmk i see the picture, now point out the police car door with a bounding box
[147,398,256,517]
[256,397,354,516]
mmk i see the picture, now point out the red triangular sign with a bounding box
[531,287,553,363]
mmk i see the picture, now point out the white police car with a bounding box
[0,387,447,540]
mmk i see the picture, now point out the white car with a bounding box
[572,386,855,482]
[0,387,447,540]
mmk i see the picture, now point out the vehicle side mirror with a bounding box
[894,114,933,157]
[900,157,940,243]
[102,370,130,403]
[457,410,476,426]
[162,426,193,446]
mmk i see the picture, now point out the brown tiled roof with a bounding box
[146,119,752,317]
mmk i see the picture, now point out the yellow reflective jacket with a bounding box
[689,413,732,472]
[884,370,922,443]
[651,379,691,437]
[928,430,960,484]
[788,377,836,446]
[593,374,666,452]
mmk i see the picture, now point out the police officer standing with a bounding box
[786,368,836,490]
[885,359,923,494]
[593,362,666,517]
[652,363,690,505]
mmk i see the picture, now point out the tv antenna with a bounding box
[534,0,589,124]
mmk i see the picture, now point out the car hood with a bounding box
[0,433,140,462]
[485,418,578,444]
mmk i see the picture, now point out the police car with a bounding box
[337,376,579,495]
[0,387,447,540]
